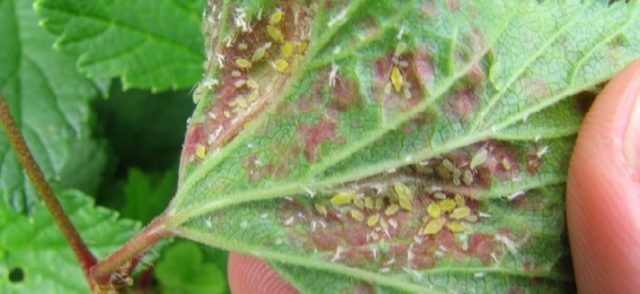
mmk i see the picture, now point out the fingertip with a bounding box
[227,253,298,294]
[567,60,640,293]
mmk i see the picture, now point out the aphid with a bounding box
[330,192,354,205]
[196,144,206,159]
[235,58,252,68]
[375,198,383,210]
[390,66,403,92]
[273,59,289,72]
[270,9,284,24]
[501,158,511,171]
[281,42,294,57]
[353,197,364,209]
[297,41,308,53]
[454,194,465,206]
[235,97,248,109]
[446,221,464,233]
[364,197,374,210]
[463,169,474,185]
[427,203,441,218]
[252,42,272,61]
[246,79,259,89]
[423,218,445,235]
[442,159,455,172]
[394,183,412,199]
[231,70,242,77]
[437,199,456,212]
[367,214,380,227]
[350,209,365,222]
[314,203,328,216]
[267,25,284,42]
[388,218,398,229]
[398,197,412,211]
[449,206,471,219]
[470,148,488,169]
[384,204,400,216]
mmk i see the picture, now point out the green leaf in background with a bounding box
[161,0,640,292]
[155,240,227,294]
[0,0,107,214]
[0,190,140,293]
[120,168,177,224]
[34,0,206,92]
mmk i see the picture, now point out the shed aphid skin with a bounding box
[330,192,354,206]
[470,148,488,169]
[252,42,272,62]
[314,203,328,216]
[235,58,252,68]
[390,66,403,92]
[195,144,206,159]
[267,25,284,42]
[449,206,471,219]
[350,209,365,222]
[423,218,445,235]
[273,59,289,72]
[328,63,339,87]
[434,192,447,199]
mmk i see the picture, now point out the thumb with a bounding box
[567,59,640,293]
[227,253,298,294]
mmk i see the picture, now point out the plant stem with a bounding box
[0,95,97,283]
[90,214,172,286]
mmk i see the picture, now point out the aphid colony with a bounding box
[311,183,478,237]
[194,8,308,161]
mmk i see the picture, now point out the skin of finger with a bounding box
[567,59,640,293]
[228,253,299,294]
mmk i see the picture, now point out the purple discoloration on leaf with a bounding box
[298,116,339,162]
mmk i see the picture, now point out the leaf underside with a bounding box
[166,0,640,293]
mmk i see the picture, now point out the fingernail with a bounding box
[623,90,640,181]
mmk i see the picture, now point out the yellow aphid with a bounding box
[246,79,259,89]
[384,204,400,216]
[248,90,259,102]
[350,209,364,222]
[364,197,374,210]
[454,194,465,206]
[437,199,457,212]
[375,198,383,210]
[390,66,403,92]
[394,42,407,56]
[195,144,206,159]
[394,183,412,199]
[353,197,364,209]
[273,59,289,72]
[446,221,465,233]
[270,10,284,24]
[423,218,445,235]
[235,58,252,68]
[297,41,307,53]
[330,192,354,206]
[314,203,328,216]
[367,214,380,227]
[281,42,294,57]
[463,169,474,185]
[267,25,284,42]
[235,97,248,108]
[501,158,511,171]
[398,197,412,211]
[470,148,488,169]
[427,203,441,218]
[450,206,471,219]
